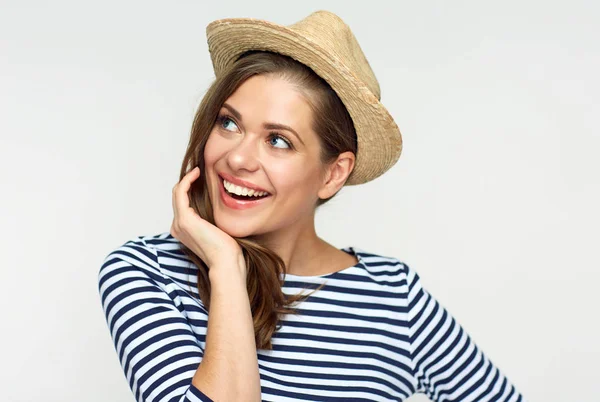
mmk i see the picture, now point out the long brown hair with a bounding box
[178,51,357,350]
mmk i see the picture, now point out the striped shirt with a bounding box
[98,232,525,402]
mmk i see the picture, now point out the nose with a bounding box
[226,134,260,174]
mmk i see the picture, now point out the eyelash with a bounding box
[215,114,294,150]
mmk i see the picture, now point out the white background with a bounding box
[1,0,598,401]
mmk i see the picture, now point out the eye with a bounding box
[217,114,239,132]
[268,133,293,150]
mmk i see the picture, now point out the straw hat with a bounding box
[205,10,402,185]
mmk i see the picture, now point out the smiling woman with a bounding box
[98,9,526,402]
[203,72,355,238]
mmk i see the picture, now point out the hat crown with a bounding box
[288,10,381,100]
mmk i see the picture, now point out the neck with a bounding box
[248,212,332,276]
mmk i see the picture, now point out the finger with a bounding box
[171,183,180,221]
[174,167,201,216]
[172,167,198,218]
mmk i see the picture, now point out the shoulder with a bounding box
[339,246,418,292]
[98,232,197,288]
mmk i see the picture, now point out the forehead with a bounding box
[223,74,314,132]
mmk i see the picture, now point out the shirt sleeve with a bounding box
[405,264,525,401]
[97,236,215,402]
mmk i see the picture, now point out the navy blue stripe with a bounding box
[260,371,402,400]
[282,317,407,341]
[288,305,408,326]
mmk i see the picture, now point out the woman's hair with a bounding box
[178,50,357,350]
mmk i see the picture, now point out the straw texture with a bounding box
[206,10,402,185]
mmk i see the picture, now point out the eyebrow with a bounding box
[222,103,305,146]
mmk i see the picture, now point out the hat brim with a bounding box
[206,18,402,185]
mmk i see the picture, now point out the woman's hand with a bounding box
[170,166,245,273]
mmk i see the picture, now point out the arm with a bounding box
[405,264,526,401]
[190,256,261,401]
[98,238,260,402]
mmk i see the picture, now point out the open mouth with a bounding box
[219,175,271,201]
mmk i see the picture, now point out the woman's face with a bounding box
[203,74,327,238]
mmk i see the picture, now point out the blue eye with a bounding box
[268,134,292,150]
[216,115,239,132]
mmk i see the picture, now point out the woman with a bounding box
[98,10,525,402]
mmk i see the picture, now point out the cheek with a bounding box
[204,130,235,174]
[270,161,321,199]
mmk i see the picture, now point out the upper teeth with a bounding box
[223,179,268,197]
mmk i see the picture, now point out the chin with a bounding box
[214,216,260,239]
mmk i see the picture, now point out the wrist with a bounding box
[208,254,247,283]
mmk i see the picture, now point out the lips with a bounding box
[222,179,270,199]
[218,172,270,194]
[217,175,272,210]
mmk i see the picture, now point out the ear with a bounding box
[317,151,356,199]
